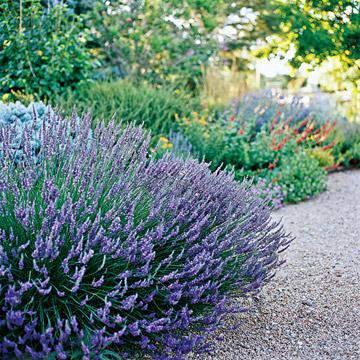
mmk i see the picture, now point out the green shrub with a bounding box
[306,147,335,168]
[181,111,331,203]
[336,121,360,168]
[0,1,94,101]
[181,113,226,167]
[344,142,360,167]
[275,150,327,203]
[182,111,291,175]
[59,81,198,136]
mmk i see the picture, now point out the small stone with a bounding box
[301,299,314,307]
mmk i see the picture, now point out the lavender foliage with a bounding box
[228,89,344,131]
[0,109,291,359]
[167,131,195,159]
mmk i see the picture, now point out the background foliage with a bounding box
[0,0,94,101]
[59,80,198,135]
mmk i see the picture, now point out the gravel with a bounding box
[190,170,360,360]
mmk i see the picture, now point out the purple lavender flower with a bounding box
[0,107,291,359]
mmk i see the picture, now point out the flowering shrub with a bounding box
[181,108,332,203]
[0,101,52,162]
[0,109,290,358]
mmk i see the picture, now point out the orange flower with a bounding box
[322,140,336,151]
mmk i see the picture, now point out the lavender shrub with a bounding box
[0,110,291,359]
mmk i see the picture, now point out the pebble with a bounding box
[301,299,314,307]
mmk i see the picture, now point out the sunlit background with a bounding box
[1,0,359,122]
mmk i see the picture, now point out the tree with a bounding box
[0,0,94,101]
[261,0,359,67]
[80,0,231,91]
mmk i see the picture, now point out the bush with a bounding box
[344,142,360,167]
[275,150,327,203]
[181,110,332,203]
[225,88,359,168]
[59,81,198,136]
[337,121,360,168]
[0,101,53,162]
[0,1,93,101]
[0,108,290,358]
[306,147,335,168]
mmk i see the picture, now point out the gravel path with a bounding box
[193,170,360,360]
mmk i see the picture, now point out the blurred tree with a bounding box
[74,0,230,92]
[261,0,359,66]
[256,0,359,119]
[4,0,357,98]
[0,0,94,101]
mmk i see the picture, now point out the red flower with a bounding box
[322,140,336,150]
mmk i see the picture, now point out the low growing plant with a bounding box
[0,109,290,358]
[274,150,327,203]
